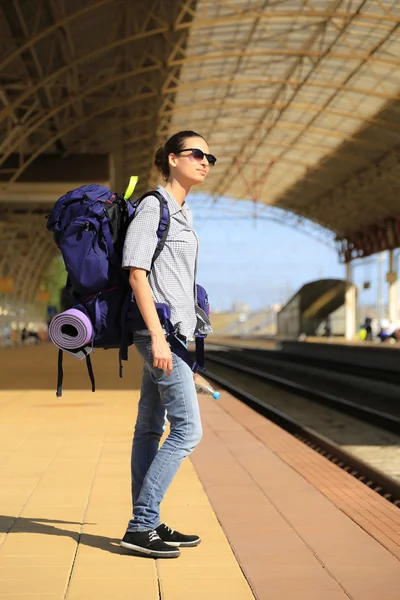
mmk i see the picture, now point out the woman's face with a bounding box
[168,136,214,185]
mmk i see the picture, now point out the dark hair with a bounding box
[154,130,205,180]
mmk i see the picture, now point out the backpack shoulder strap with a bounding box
[56,349,63,397]
[138,190,170,270]
[86,355,96,392]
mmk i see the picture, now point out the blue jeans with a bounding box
[127,332,203,532]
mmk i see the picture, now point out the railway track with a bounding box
[203,348,400,506]
[205,347,400,434]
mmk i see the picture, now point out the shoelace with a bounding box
[163,523,175,535]
[149,530,161,543]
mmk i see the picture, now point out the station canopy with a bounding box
[1,0,400,261]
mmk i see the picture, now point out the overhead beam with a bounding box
[2,15,398,131]
[0,0,115,73]
[178,9,400,30]
[0,63,160,160]
[211,11,399,199]
[2,4,396,84]
[168,47,400,69]
[0,0,197,191]
[4,83,399,187]
[0,2,397,83]
[163,75,399,102]
[1,90,156,186]
[0,0,66,153]
[0,153,109,184]
[0,25,166,124]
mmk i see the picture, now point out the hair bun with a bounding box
[154,147,165,169]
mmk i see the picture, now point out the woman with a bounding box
[120,131,216,558]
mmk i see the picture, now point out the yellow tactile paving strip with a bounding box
[0,345,254,600]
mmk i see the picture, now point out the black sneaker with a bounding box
[156,523,201,547]
[120,529,180,558]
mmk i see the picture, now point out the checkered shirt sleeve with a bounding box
[122,195,160,272]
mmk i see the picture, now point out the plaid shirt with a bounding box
[122,185,211,340]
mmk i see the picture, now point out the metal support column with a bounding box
[345,262,357,340]
[387,250,398,323]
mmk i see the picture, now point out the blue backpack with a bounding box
[46,184,209,396]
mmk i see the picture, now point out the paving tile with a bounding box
[0,517,16,534]
[81,517,128,531]
[0,595,62,599]
[254,593,349,600]
[0,566,69,580]
[71,558,156,579]
[201,483,267,503]
[0,555,74,568]
[160,503,221,521]
[73,552,151,568]
[0,533,77,556]
[10,518,81,535]
[190,464,255,486]
[0,576,69,594]
[72,537,126,557]
[66,577,159,599]
[241,565,345,592]
[158,562,244,579]
[235,550,322,568]
[161,577,254,600]
[157,514,221,532]
[161,493,211,506]
[19,506,86,522]
[84,502,130,520]
[172,541,238,558]
[0,489,36,504]
[168,550,238,567]
[330,567,400,596]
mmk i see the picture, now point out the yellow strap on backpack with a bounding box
[124,176,138,200]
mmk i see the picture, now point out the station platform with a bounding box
[0,344,399,599]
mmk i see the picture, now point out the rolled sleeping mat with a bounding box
[48,308,93,360]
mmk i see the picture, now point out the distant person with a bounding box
[21,327,39,345]
[378,319,399,343]
[324,315,332,339]
[364,316,373,341]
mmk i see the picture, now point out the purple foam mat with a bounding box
[49,308,93,350]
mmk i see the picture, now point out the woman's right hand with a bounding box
[151,333,173,375]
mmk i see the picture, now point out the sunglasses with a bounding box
[175,148,217,166]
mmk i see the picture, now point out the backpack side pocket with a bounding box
[60,217,109,295]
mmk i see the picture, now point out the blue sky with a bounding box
[188,195,345,312]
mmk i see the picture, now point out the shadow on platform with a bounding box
[0,515,127,556]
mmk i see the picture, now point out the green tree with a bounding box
[42,254,67,309]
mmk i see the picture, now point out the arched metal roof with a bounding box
[170,0,400,243]
[0,0,399,300]
[1,1,398,195]
[0,0,196,196]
